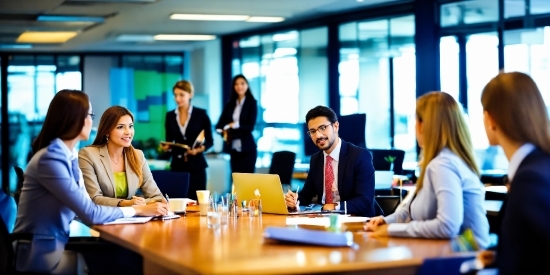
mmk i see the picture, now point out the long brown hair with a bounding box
[416,92,479,192]
[481,72,550,154]
[32,90,89,154]
[91,106,143,183]
[230,74,254,101]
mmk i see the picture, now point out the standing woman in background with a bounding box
[216,75,258,174]
[478,72,550,274]
[162,80,213,200]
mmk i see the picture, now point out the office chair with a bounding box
[151,170,190,199]
[12,166,24,206]
[375,195,401,216]
[268,151,296,185]
[369,149,405,175]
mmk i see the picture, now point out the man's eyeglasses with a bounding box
[89,113,95,120]
[306,123,332,136]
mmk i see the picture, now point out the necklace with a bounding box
[108,150,122,165]
[110,157,119,165]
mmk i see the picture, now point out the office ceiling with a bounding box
[0,0,403,53]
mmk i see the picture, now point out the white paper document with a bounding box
[102,217,153,225]
[286,216,370,227]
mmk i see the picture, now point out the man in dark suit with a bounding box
[285,106,377,217]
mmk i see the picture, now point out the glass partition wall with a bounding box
[0,53,183,192]
[232,27,329,167]
[439,0,550,171]
[339,15,416,163]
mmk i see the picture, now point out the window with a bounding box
[440,0,499,27]
[234,27,329,166]
[338,15,416,162]
[6,55,82,192]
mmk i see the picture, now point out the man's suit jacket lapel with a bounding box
[337,140,348,195]
[314,151,325,198]
[98,145,116,196]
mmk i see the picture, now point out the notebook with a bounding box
[264,227,355,247]
[232,173,328,215]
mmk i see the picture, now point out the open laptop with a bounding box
[232,173,327,215]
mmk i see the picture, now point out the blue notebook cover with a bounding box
[263,227,355,247]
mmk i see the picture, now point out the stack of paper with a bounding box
[286,216,369,227]
[103,217,153,225]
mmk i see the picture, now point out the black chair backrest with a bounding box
[268,151,296,185]
[150,170,190,199]
[0,213,12,275]
[369,149,405,175]
[375,195,401,216]
[303,113,367,156]
[12,165,24,205]
[338,113,366,148]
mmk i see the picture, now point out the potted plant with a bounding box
[384,155,396,172]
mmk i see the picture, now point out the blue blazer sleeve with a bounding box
[38,146,124,225]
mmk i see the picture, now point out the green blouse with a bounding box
[113,172,128,199]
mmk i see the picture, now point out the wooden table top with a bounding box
[93,206,462,275]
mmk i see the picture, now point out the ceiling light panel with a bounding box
[116,34,154,42]
[170,14,249,21]
[246,16,285,23]
[38,15,105,23]
[17,31,78,43]
[153,34,216,41]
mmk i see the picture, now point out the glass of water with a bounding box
[207,201,221,228]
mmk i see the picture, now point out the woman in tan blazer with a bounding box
[79,106,165,206]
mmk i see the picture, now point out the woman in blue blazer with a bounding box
[215,75,258,174]
[478,72,550,274]
[162,80,213,200]
[13,90,168,274]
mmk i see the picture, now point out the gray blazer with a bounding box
[13,138,123,273]
[79,145,164,206]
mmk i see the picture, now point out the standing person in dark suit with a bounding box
[162,80,214,200]
[216,74,258,174]
[284,106,377,217]
[477,72,550,275]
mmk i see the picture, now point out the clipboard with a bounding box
[161,130,205,150]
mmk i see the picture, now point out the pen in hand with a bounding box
[294,186,300,207]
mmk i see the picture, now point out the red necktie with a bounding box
[325,155,334,204]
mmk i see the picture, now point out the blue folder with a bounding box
[263,227,355,247]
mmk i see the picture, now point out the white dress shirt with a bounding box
[507,143,535,182]
[231,97,245,152]
[174,105,193,139]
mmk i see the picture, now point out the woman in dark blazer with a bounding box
[162,80,213,200]
[216,74,258,174]
[479,72,550,275]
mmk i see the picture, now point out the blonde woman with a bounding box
[478,72,550,274]
[366,92,490,249]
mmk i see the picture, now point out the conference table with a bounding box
[92,206,468,275]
